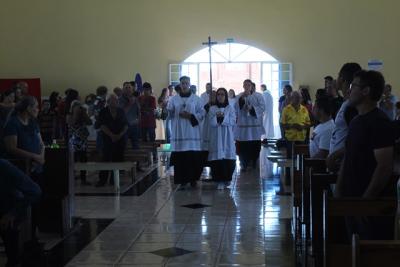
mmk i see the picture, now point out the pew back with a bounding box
[323,192,397,267]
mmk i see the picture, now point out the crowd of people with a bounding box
[1,62,400,265]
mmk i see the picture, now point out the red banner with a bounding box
[0,78,41,101]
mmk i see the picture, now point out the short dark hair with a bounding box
[339,63,362,84]
[129,81,136,87]
[324,75,333,81]
[143,82,152,90]
[315,96,332,116]
[284,84,293,92]
[179,76,190,82]
[243,79,252,84]
[96,86,108,96]
[353,70,385,101]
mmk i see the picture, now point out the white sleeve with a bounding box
[318,129,333,151]
[167,97,175,118]
[192,97,205,123]
[249,93,265,118]
[221,105,237,126]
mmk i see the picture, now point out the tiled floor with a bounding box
[67,147,293,266]
[0,147,294,266]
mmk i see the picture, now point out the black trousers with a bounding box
[237,140,261,168]
[171,151,203,185]
[30,172,43,240]
[210,159,236,182]
[74,150,87,182]
[99,140,126,184]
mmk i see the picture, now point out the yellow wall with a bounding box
[1,0,399,97]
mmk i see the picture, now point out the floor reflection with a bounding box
[48,146,295,266]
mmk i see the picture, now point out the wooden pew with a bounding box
[74,161,136,192]
[291,144,309,264]
[292,144,310,207]
[301,158,327,238]
[309,173,337,267]
[323,192,397,267]
[352,234,400,267]
[57,139,155,166]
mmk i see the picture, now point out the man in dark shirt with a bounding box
[336,70,396,240]
[0,159,41,267]
[96,95,128,186]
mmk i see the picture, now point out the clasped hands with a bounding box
[287,123,304,131]
[179,110,192,119]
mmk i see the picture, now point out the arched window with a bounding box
[169,42,293,137]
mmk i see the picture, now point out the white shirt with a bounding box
[310,119,335,157]
[167,93,205,152]
[262,90,274,138]
[329,100,351,153]
[207,105,237,161]
[234,92,265,141]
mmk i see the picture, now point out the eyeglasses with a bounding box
[350,83,362,89]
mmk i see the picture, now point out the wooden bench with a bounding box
[58,139,155,166]
[291,144,310,265]
[74,161,136,192]
[323,191,397,267]
[309,173,337,267]
[352,234,400,267]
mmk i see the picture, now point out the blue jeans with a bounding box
[127,125,140,149]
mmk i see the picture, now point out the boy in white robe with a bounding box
[208,88,237,189]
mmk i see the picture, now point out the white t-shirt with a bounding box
[310,119,335,157]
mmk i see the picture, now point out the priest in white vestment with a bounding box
[261,84,275,139]
[235,80,265,171]
[167,76,205,188]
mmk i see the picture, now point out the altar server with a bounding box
[208,88,237,189]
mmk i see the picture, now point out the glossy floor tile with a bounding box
[1,147,294,266]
